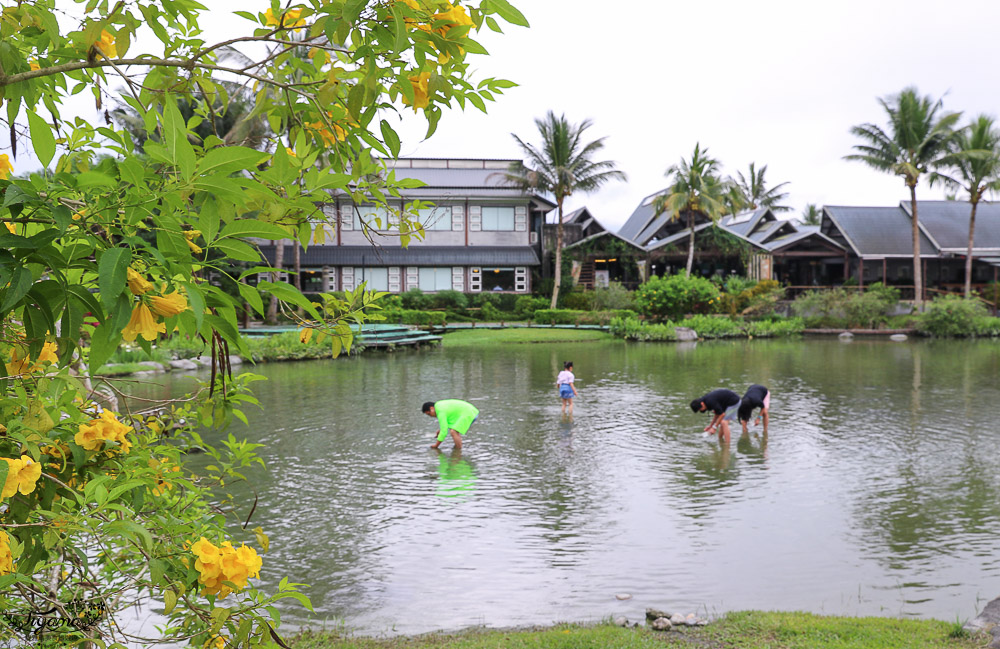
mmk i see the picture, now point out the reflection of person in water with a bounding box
[435,449,476,498]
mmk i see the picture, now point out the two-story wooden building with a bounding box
[259,158,555,294]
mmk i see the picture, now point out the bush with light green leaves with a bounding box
[0,0,525,647]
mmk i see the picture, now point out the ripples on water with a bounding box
[125,338,1000,633]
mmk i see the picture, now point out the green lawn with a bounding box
[288,612,982,649]
[441,328,613,347]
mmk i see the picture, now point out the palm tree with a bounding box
[653,143,727,278]
[506,112,626,308]
[733,162,791,212]
[845,87,961,307]
[931,115,1000,297]
[800,203,822,226]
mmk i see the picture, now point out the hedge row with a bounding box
[532,309,637,325]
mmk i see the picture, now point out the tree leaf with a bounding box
[27,110,56,167]
[98,247,131,310]
[163,589,178,615]
[199,146,268,177]
[88,323,120,373]
[0,266,32,313]
[380,120,401,158]
[486,0,529,27]
[219,220,291,241]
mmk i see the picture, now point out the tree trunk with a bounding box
[685,210,695,278]
[550,198,564,309]
[266,242,284,324]
[965,198,978,298]
[910,185,923,309]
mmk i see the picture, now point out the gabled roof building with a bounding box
[260,158,555,294]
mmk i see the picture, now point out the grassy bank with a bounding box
[289,612,981,649]
[441,328,612,347]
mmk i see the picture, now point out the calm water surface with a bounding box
[127,338,1000,633]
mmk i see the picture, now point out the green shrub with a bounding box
[682,314,742,338]
[609,315,677,341]
[480,302,504,321]
[382,309,447,326]
[591,282,636,310]
[974,315,1000,336]
[533,309,633,325]
[723,275,757,295]
[431,289,468,312]
[634,273,720,321]
[514,295,549,318]
[533,309,588,324]
[746,317,806,337]
[559,290,593,310]
[471,291,501,307]
[609,313,804,341]
[864,281,901,305]
[917,295,990,337]
[400,288,432,310]
[158,335,209,359]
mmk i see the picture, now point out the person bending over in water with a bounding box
[690,388,741,443]
[738,384,770,436]
[422,399,479,450]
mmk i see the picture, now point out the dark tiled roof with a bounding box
[823,206,937,257]
[719,208,769,237]
[902,201,1000,251]
[564,229,646,252]
[617,189,668,241]
[261,245,540,267]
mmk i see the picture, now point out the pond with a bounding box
[126,337,1000,634]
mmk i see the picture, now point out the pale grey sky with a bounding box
[388,0,1000,229]
[18,1,1000,231]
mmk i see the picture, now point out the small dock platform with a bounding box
[239,324,441,348]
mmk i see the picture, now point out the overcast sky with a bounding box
[20,1,1000,231]
[387,0,1000,230]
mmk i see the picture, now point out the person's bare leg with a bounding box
[561,398,567,414]
[761,408,769,433]
[567,398,573,416]
[719,420,731,444]
[741,420,748,436]
[449,429,462,449]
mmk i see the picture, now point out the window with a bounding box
[481,206,515,231]
[419,207,453,231]
[482,267,515,291]
[353,206,389,231]
[418,267,453,291]
[353,267,388,291]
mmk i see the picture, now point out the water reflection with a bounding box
[119,338,1000,633]
[435,449,476,499]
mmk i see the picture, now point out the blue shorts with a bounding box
[722,401,741,422]
[559,385,574,399]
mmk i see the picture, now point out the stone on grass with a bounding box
[670,613,686,625]
[169,359,199,371]
[646,608,670,621]
[650,617,672,631]
[137,361,166,372]
[229,355,244,366]
[965,595,1000,648]
[613,616,628,627]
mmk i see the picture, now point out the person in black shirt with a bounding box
[690,388,741,442]
[737,384,770,435]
